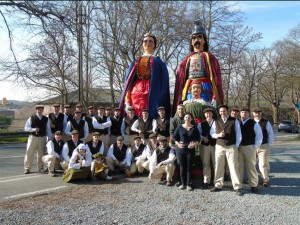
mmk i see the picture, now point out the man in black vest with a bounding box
[83,105,95,143]
[42,130,64,177]
[131,109,154,144]
[121,106,138,147]
[61,130,83,170]
[130,136,146,175]
[48,104,65,138]
[24,105,52,174]
[86,132,104,156]
[109,107,123,146]
[105,136,132,177]
[75,103,87,119]
[62,104,73,142]
[153,106,170,142]
[148,136,175,186]
[239,107,262,194]
[93,106,112,156]
[209,104,243,196]
[65,111,89,142]
[197,107,216,189]
[252,107,274,187]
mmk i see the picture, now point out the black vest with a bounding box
[240,119,256,146]
[84,115,94,133]
[113,143,128,162]
[52,139,64,155]
[155,118,170,137]
[215,117,236,146]
[125,116,138,135]
[87,140,103,156]
[132,144,146,158]
[30,115,48,137]
[110,116,123,136]
[70,119,86,139]
[138,118,153,139]
[66,140,83,157]
[201,120,216,146]
[65,113,73,122]
[94,116,109,135]
[48,113,64,134]
[156,147,171,164]
[258,119,268,144]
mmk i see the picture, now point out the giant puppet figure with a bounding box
[172,20,223,123]
[119,32,170,119]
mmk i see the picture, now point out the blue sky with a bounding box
[1,1,300,101]
[235,1,300,47]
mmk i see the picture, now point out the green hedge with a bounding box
[0,137,28,143]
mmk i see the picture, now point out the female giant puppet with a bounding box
[119,32,170,119]
[172,20,223,123]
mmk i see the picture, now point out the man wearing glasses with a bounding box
[172,19,224,114]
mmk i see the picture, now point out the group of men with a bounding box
[23,102,274,196]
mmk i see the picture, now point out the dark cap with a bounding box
[117,136,124,141]
[35,105,44,109]
[92,132,100,136]
[240,107,250,112]
[88,105,94,110]
[64,104,71,108]
[98,106,105,110]
[71,130,79,135]
[134,136,142,141]
[53,104,60,107]
[74,110,82,114]
[252,107,262,112]
[149,133,158,139]
[142,109,149,113]
[230,107,240,112]
[157,106,165,111]
[218,104,228,110]
[54,130,63,135]
[159,136,167,142]
[75,103,82,108]
[105,107,111,110]
[204,108,214,113]
[126,106,134,111]
[114,107,121,111]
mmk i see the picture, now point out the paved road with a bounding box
[0,131,298,201]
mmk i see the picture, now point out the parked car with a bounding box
[278,120,299,133]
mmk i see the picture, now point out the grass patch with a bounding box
[0,137,28,144]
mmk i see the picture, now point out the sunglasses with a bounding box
[192,34,204,40]
[143,40,154,44]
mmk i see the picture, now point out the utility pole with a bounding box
[77,2,83,105]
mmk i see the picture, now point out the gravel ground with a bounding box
[0,140,299,225]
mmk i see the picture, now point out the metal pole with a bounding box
[77,3,83,104]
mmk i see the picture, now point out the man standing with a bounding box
[197,108,216,189]
[153,106,170,142]
[131,109,154,144]
[252,107,274,187]
[48,103,65,138]
[121,106,138,147]
[239,107,263,194]
[110,107,123,146]
[65,111,89,142]
[230,107,240,119]
[83,105,95,143]
[210,104,243,196]
[62,104,73,142]
[24,105,51,174]
[75,103,87,119]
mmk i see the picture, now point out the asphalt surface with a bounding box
[0,131,298,202]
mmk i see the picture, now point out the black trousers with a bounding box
[176,147,195,186]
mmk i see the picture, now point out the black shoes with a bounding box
[250,186,259,194]
[235,189,243,196]
[262,179,268,187]
[210,187,222,192]
[201,183,209,189]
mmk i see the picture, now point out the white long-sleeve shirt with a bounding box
[210,116,242,148]
[46,140,63,158]
[254,118,274,146]
[61,141,80,162]
[149,148,175,173]
[64,120,89,141]
[24,115,52,140]
[131,118,155,133]
[197,119,214,140]
[68,149,92,169]
[106,144,132,167]
[241,118,263,149]
[92,116,112,130]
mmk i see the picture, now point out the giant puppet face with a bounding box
[191,33,206,52]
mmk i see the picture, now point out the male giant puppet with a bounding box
[172,19,223,123]
[119,32,170,119]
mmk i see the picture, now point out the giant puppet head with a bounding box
[190,19,209,52]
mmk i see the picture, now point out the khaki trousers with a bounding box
[214,144,241,190]
[105,156,127,171]
[151,164,175,182]
[124,134,136,147]
[42,155,61,171]
[85,133,93,143]
[130,158,147,174]
[100,134,111,156]
[110,135,118,147]
[62,134,71,142]
[24,135,47,170]
[238,145,259,187]
[256,144,270,181]
[201,145,215,184]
